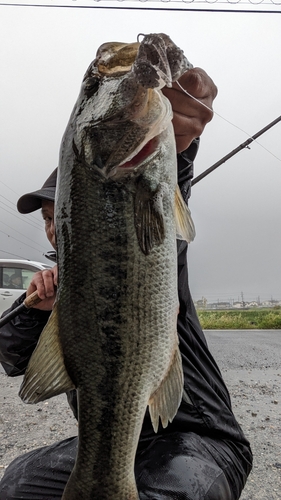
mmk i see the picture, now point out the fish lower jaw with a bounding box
[107,137,160,178]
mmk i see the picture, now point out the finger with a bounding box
[52,265,58,287]
[27,272,45,300]
[41,269,57,298]
[170,97,214,153]
[177,67,218,101]
[172,97,214,128]
[163,68,217,123]
[27,270,55,300]
[164,85,214,123]
[173,114,205,153]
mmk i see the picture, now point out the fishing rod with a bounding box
[192,115,281,186]
[0,291,43,328]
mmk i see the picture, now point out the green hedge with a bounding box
[197,307,281,329]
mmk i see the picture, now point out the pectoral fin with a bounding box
[175,185,195,243]
[148,344,183,432]
[19,303,75,404]
[134,179,166,255]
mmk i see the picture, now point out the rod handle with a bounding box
[23,291,42,309]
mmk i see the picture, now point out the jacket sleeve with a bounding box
[177,137,200,204]
[0,293,51,377]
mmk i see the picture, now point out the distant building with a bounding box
[261,300,280,307]
[195,297,208,309]
[195,298,281,310]
[233,302,243,309]
[208,301,232,310]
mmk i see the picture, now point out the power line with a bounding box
[0,181,46,227]
[0,196,46,229]
[0,179,20,197]
[0,248,37,259]
[0,228,47,255]
[0,219,47,251]
[0,1,281,13]
[0,202,45,232]
[0,248,46,259]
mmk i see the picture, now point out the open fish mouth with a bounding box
[117,136,160,170]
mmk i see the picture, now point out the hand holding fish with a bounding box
[162,67,218,153]
[26,265,57,311]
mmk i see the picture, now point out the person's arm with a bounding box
[0,266,57,376]
[0,294,51,376]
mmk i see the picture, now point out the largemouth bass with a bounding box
[19,33,195,499]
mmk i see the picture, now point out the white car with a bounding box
[0,259,52,316]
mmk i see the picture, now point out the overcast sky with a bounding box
[0,1,280,304]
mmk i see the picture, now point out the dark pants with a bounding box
[0,431,246,500]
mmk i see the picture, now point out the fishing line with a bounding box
[175,80,281,163]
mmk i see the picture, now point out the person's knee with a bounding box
[205,472,233,500]
[136,434,234,500]
[0,437,77,500]
[0,467,18,500]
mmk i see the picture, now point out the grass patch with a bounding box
[197,307,281,329]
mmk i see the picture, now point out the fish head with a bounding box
[64,34,192,181]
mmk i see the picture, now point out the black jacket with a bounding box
[0,141,251,465]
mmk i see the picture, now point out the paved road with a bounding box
[205,329,281,372]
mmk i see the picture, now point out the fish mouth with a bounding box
[117,136,160,170]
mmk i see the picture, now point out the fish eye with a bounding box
[84,77,100,95]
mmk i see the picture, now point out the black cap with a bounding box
[17,168,58,214]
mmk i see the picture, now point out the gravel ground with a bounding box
[206,330,281,500]
[0,329,280,499]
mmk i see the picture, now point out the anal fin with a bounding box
[148,344,183,432]
[19,303,75,403]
